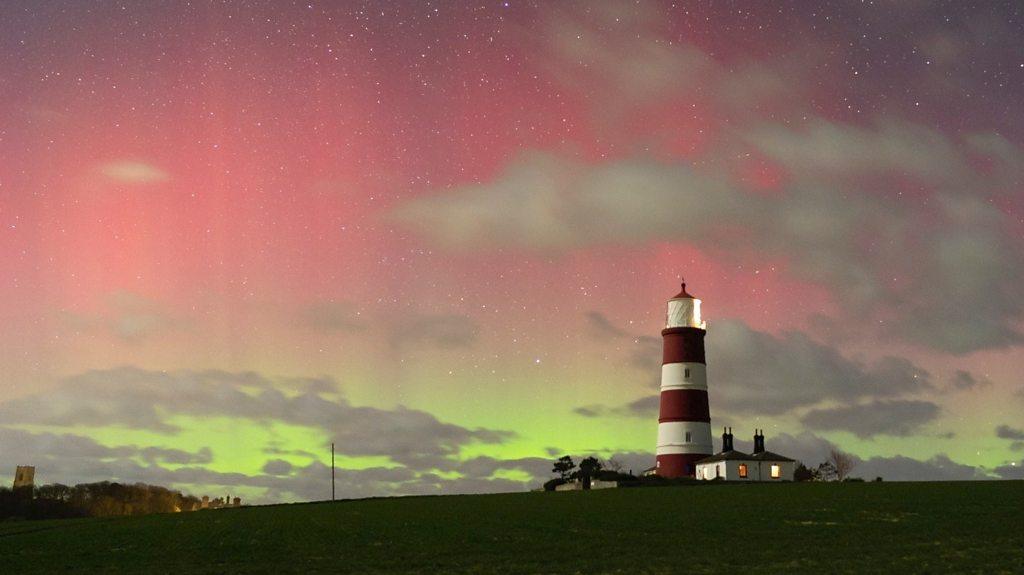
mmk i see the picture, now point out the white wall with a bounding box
[695,459,795,481]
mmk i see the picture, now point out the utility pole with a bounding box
[331,442,336,501]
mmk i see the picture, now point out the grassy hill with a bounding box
[1,481,1021,574]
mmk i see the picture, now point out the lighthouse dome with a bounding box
[671,281,695,299]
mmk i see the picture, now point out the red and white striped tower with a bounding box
[655,281,712,477]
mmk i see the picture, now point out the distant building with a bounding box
[13,466,35,490]
[199,494,241,509]
[695,429,795,482]
[554,479,619,491]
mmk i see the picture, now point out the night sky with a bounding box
[1,1,1022,502]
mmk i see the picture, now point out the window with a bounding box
[685,431,691,442]
[684,368,691,378]
[738,464,748,478]
[771,465,781,479]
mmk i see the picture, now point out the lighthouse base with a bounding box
[655,453,709,478]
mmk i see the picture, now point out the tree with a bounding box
[829,448,857,481]
[815,461,838,482]
[793,462,814,482]
[576,456,603,489]
[552,455,576,481]
[604,457,624,473]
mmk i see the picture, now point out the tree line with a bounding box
[0,481,201,520]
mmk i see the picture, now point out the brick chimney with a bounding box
[753,429,765,454]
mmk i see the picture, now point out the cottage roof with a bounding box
[750,450,795,462]
[696,450,752,464]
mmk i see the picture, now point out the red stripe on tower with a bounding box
[655,281,713,478]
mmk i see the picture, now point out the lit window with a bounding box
[738,464,748,478]
[685,431,691,442]
[771,465,781,479]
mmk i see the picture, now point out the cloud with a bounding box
[572,405,605,418]
[948,370,991,391]
[996,425,1024,450]
[98,160,170,184]
[299,303,481,356]
[574,317,935,419]
[856,454,987,481]
[800,400,941,438]
[573,394,659,419]
[0,367,512,464]
[261,459,294,476]
[992,461,1024,480]
[61,291,183,342]
[711,321,933,414]
[390,6,1024,354]
[139,446,212,465]
[300,301,367,332]
[395,146,1024,354]
[389,313,480,351]
[585,311,628,339]
[0,427,212,479]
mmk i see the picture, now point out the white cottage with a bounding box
[695,429,795,482]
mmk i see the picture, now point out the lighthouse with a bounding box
[655,281,713,477]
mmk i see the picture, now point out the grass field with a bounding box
[1,481,1022,574]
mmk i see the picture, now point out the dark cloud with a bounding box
[623,395,659,416]
[572,405,605,418]
[800,400,941,438]
[856,454,987,481]
[629,335,661,373]
[574,316,935,419]
[711,321,933,415]
[0,427,211,482]
[139,446,212,465]
[261,459,294,476]
[0,367,513,465]
[301,304,480,354]
[996,425,1024,441]
[585,311,628,339]
[992,461,1024,480]
[389,313,480,351]
[300,301,367,332]
[948,370,991,391]
[455,456,551,480]
[573,395,659,419]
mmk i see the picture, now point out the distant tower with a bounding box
[655,281,713,477]
[13,466,35,490]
